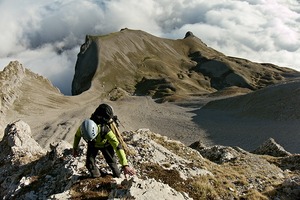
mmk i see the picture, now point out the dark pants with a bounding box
[86,141,121,178]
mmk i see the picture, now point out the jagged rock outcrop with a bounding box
[0,120,76,199]
[189,143,300,200]
[252,138,292,157]
[1,121,299,199]
[1,120,46,165]
[279,155,300,171]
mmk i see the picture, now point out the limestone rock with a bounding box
[127,129,211,179]
[0,124,199,199]
[252,138,291,157]
[196,145,241,164]
[0,61,26,111]
[110,177,192,200]
[0,120,79,199]
[1,120,46,165]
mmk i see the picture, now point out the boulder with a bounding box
[195,145,241,164]
[189,140,207,151]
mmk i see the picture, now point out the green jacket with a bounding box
[73,124,128,166]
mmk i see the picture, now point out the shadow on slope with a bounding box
[191,80,300,153]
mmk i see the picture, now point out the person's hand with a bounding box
[72,149,78,157]
[123,166,136,177]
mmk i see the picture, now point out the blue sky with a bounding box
[0,0,299,95]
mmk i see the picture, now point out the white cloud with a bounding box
[162,0,300,68]
[0,0,299,95]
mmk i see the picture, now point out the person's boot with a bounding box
[90,168,101,178]
[99,168,109,177]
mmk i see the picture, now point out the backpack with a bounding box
[91,103,114,125]
[90,103,132,155]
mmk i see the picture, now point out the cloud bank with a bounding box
[0,0,299,95]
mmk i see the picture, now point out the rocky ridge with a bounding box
[0,61,26,136]
[0,61,67,139]
[1,120,299,199]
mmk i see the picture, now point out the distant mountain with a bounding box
[72,29,299,102]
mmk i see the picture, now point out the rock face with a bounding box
[184,31,195,38]
[72,35,99,95]
[0,121,299,200]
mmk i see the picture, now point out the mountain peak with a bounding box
[184,31,195,38]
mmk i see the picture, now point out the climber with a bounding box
[72,103,135,178]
